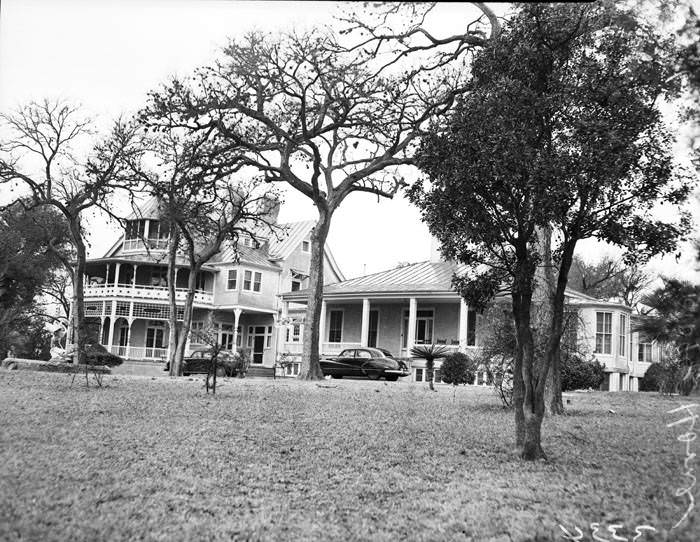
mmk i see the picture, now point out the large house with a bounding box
[83,199,658,390]
[81,197,343,375]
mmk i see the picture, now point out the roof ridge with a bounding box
[338,260,437,284]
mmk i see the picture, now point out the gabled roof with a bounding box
[210,244,281,270]
[125,196,165,220]
[268,221,315,260]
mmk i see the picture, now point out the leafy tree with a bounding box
[139,30,479,380]
[409,344,450,391]
[411,3,690,458]
[0,101,142,364]
[635,278,700,394]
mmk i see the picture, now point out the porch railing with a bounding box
[108,345,168,361]
[84,283,213,305]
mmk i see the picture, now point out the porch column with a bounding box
[407,297,417,352]
[107,318,116,352]
[458,299,469,351]
[360,298,370,347]
[114,262,121,287]
[126,319,133,359]
[232,308,242,353]
[318,300,327,353]
[132,264,138,288]
[105,263,110,284]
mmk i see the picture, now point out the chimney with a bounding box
[429,236,443,263]
[262,195,281,225]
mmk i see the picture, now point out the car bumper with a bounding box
[383,369,410,377]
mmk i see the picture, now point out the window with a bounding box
[227,269,237,290]
[356,349,372,359]
[125,220,146,239]
[618,314,627,356]
[243,270,252,291]
[328,310,343,343]
[286,323,302,343]
[253,272,262,292]
[190,321,205,343]
[402,308,435,347]
[195,272,206,291]
[149,267,167,287]
[291,280,301,291]
[302,240,310,252]
[467,308,477,346]
[415,368,424,382]
[638,343,652,362]
[595,312,612,354]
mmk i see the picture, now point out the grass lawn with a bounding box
[0,370,697,541]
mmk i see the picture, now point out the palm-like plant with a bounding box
[409,344,451,391]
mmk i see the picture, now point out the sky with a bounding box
[0,0,698,283]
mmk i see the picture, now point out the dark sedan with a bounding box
[320,347,410,381]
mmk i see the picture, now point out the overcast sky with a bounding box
[1,0,698,282]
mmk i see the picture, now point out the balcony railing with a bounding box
[122,238,168,252]
[108,345,168,360]
[84,283,213,305]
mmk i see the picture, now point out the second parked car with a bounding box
[320,348,410,381]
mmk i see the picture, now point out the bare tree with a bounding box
[121,126,278,376]
[0,100,141,363]
[140,28,487,379]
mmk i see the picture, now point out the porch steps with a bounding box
[246,366,275,378]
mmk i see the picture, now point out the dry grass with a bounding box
[0,370,697,541]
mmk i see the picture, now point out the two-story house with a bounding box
[81,197,344,374]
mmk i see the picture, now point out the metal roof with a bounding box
[268,220,315,260]
[125,196,165,220]
[281,260,626,306]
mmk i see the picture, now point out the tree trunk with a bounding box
[167,227,180,376]
[299,208,333,380]
[512,337,525,449]
[536,225,565,416]
[544,349,564,414]
[544,240,576,416]
[172,263,198,376]
[426,358,435,391]
[512,255,546,460]
[71,219,87,366]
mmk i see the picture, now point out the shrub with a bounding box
[639,362,663,392]
[440,352,474,385]
[221,349,251,377]
[561,354,605,391]
[84,343,123,367]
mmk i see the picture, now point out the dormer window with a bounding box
[302,240,310,252]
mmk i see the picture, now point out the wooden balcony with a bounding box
[84,283,213,305]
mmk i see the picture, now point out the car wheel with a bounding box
[366,371,380,380]
[385,375,399,382]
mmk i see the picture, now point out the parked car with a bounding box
[320,348,410,381]
[179,348,240,377]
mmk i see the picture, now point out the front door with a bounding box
[253,335,265,364]
[145,324,165,358]
[368,310,379,348]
